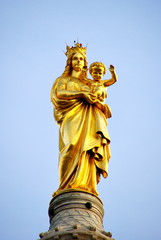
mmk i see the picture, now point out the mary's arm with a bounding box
[56,89,84,100]
[57,89,97,104]
[51,77,96,103]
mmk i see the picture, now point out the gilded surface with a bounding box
[50,43,117,196]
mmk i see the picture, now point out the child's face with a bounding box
[91,66,104,81]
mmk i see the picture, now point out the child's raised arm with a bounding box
[103,65,118,87]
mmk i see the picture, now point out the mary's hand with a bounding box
[83,92,97,104]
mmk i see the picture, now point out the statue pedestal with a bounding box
[38,191,114,240]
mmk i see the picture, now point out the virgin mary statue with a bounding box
[50,43,111,196]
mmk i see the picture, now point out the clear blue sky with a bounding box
[1,1,161,240]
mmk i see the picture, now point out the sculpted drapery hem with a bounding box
[50,76,111,196]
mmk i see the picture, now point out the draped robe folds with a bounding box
[50,76,111,196]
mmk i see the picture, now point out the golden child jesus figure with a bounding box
[50,43,117,196]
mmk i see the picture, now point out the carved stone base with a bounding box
[38,191,114,240]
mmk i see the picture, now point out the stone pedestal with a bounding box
[38,191,114,240]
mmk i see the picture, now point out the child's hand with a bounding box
[109,65,115,72]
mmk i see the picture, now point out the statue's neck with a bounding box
[71,70,81,78]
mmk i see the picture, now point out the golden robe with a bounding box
[50,76,111,196]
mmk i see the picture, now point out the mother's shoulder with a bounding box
[53,76,69,85]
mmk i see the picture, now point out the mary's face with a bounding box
[72,52,84,72]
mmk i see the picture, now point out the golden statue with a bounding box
[50,43,117,196]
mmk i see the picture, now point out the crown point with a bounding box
[65,42,87,58]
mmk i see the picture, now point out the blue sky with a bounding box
[1,0,161,240]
